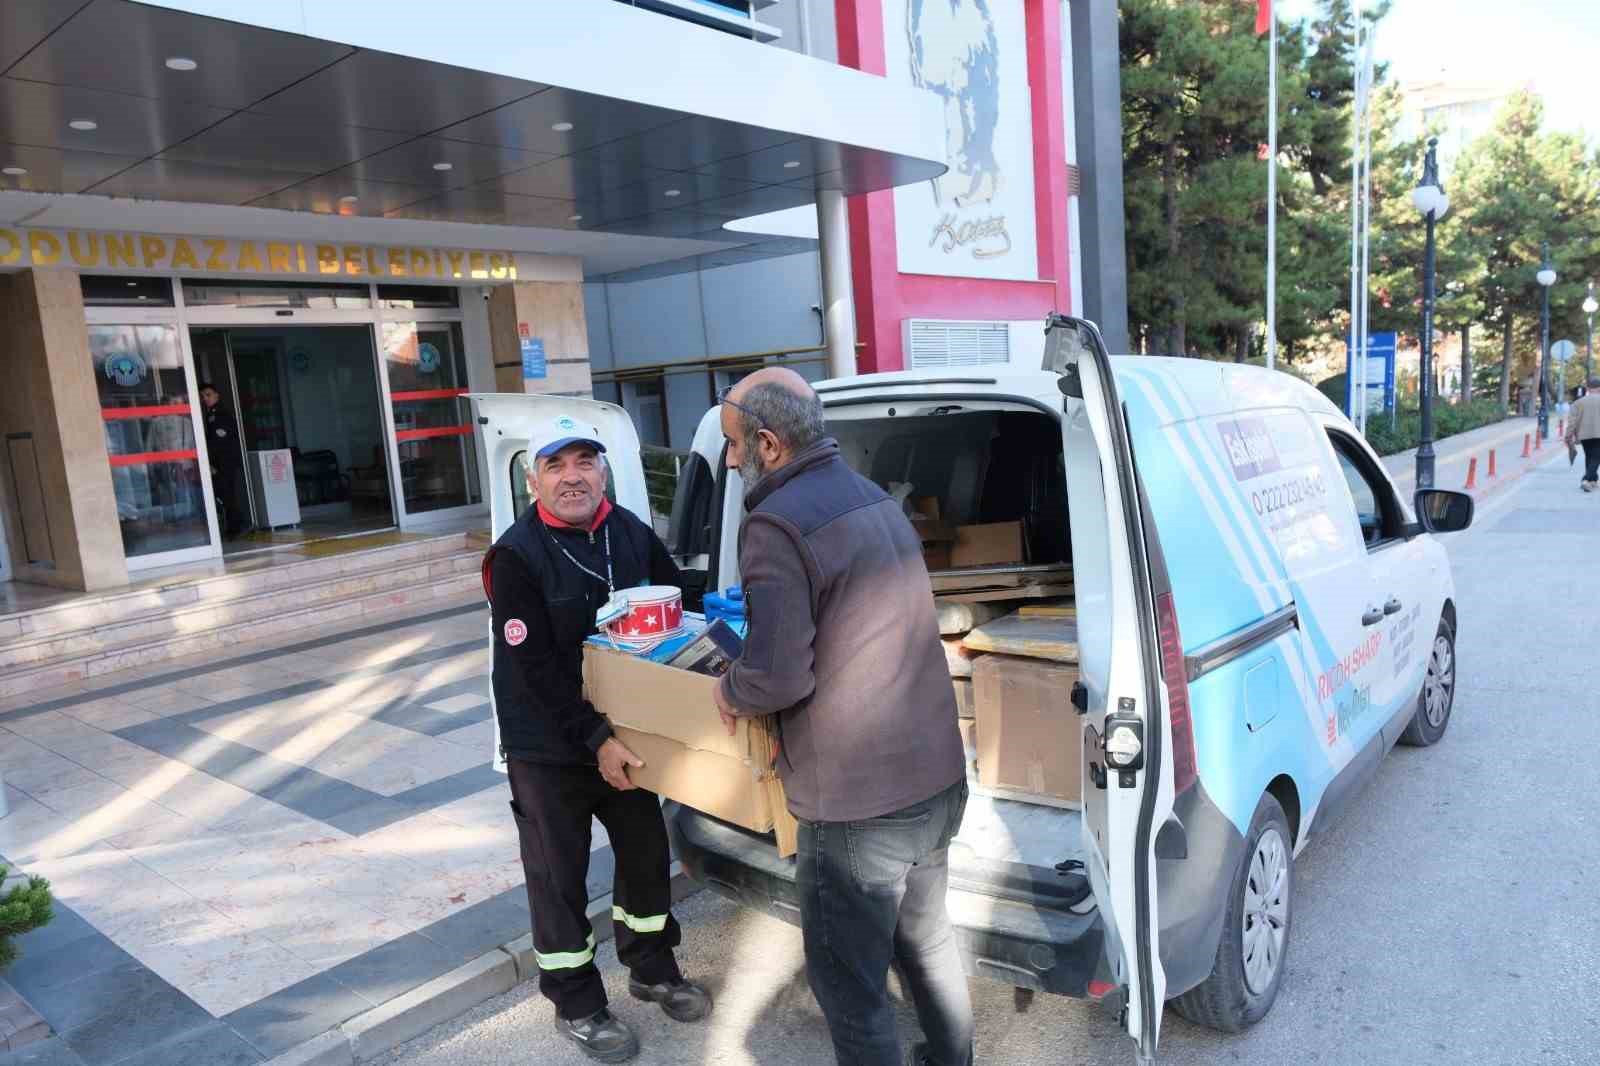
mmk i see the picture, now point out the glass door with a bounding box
[381,320,482,520]
[88,323,219,566]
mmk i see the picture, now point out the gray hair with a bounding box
[735,382,824,452]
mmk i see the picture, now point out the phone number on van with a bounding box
[1249,470,1327,520]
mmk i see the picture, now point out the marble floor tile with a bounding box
[58,696,163,731]
[421,693,488,715]
[180,940,321,1017]
[436,720,496,751]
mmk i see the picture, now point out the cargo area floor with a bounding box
[951,765,1083,870]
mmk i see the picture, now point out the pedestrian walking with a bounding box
[483,418,711,1062]
[712,368,972,1066]
[1565,375,1600,492]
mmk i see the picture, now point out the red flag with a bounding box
[1256,0,1272,35]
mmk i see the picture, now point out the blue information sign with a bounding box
[1344,332,1397,416]
[520,335,547,380]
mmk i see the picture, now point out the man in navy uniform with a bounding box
[482,413,711,1062]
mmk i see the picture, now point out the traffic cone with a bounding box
[1522,433,1532,458]
[1535,430,1543,451]
[1488,448,1498,478]
[1464,456,1478,490]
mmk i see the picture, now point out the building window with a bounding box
[81,275,175,307]
[377,284,460,309]
[182,280,371,309]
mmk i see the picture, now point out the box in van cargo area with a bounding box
[972,654,1082,807]
[582,643,798,856]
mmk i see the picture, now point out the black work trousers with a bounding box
[507,758,682,1020]
[1582,438,1600,485]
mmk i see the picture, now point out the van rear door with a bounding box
[469,393,650,771]
[1047,316,1174,1060]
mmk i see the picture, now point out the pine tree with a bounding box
[0,866,53,970]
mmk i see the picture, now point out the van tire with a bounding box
[1399,618,1455,747]
[1171,793,1292,1033]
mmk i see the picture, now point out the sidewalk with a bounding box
[0,596,627,1066]
[1382,416,1541,497]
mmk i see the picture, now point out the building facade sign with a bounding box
[883,0,1038,281]
[0,227,524,282]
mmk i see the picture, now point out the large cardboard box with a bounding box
[972,654,1082,806]
[582,644,797,856]
[950,522,1025,567]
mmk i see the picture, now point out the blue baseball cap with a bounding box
[531,414,606,460]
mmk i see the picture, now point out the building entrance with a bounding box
[191,326,394,551]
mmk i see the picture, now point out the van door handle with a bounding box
[1361,607,1385,626]
[1383,597,1403,616]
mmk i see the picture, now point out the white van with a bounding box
[474,316,1473,1061]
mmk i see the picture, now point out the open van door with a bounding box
[1046,315,1175,1062]
[469,393,650,772]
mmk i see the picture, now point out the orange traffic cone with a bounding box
[1464,456,1478,490]
[1488,449,1498,478]
[1522,433,1532,458]
[1535,430,1544,451]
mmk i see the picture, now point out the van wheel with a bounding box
[1172,793,1292,1033]
[1400,618,1455,747]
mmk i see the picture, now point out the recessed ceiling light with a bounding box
[165,56,198,71]
[783,160,801,168]
[551,122,574,132]
[1,166,25,176]
[664,188,681,198]
[68,119,98,131]
[339,195,359,204]
[568,214,583,222]
[432,161,454,172]
[126,281,138,287]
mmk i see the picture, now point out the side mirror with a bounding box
[1413,489,1474,534]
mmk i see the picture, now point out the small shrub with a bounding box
[1359,399,1507,456]
[0,865,53,970]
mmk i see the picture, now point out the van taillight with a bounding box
[1155,592,1197,795]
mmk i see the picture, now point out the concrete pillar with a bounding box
[0,269,128,590]
[487,282,593,397]
[816,187,857,380]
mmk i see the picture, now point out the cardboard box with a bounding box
[951,522,1025,568]
[583,644,797,855]
[942,637,976,679]
[972,654,1082,806]
[952,677,975,719]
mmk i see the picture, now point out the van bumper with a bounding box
[666,802,1109,998]
[1155,783,1249,998]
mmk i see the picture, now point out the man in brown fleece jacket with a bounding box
[712,368,971,1066]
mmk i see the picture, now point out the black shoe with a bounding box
[555,1008,639,1063]
[627,976,713,1022]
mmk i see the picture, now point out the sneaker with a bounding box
[1583,481,1595,493]
[555,1008,639,1063]
[627,976,713,1022]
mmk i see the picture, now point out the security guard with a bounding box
[482,413,711,1062]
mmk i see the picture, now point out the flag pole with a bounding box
[1349,0,1364,428]
[1265,8,1278,371]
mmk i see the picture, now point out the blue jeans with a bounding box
[797,780,974,1066]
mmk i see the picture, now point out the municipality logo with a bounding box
[556,416,578,432]
[417,342,441,374]
[102,352,148,388]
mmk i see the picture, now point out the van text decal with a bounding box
[1315,631,1383,703]
[1218,418,1282,481]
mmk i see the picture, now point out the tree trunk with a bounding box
[1234,328,1250,363]
[1162,138,1185,357]
[1460,325,1471,404]
[1499,316,1513,411]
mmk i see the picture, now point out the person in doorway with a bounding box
[711,368,972,1066]
[198,384,250,538]
[482,419,711,1063]
[1565,376,1600,492]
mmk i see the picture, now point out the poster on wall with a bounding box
[883,0,1038,281]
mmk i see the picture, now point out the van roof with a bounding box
[813,357,1342,421]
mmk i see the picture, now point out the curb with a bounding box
[264,870,699,1066]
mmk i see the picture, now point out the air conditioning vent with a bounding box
[903,319,1012,369]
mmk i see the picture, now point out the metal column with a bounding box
[816,187,857,380]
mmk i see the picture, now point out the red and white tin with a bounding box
[601,586,684,649]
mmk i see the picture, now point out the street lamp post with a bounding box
[1536,243,1557,440]
[1410,137,1449,489]
[1583,281,1597,389]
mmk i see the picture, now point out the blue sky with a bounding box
[1279,0,1599,138]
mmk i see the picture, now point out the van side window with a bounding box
[1325,431,1400,548]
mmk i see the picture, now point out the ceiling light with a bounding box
[568,214,583,222]
[126,281,138,287]
[339,195,359,204]
[664,188,681,198]
[551,122,574,132]
[165,57,198,71]
[783,160,801,168]
[1,166,25,176]
[68,119,98,131]
[432,162,453,172]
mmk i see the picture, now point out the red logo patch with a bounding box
[503,619,528,646]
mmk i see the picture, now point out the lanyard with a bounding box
[549,522,613,594]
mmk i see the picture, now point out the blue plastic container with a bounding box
[703,586,746,625]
